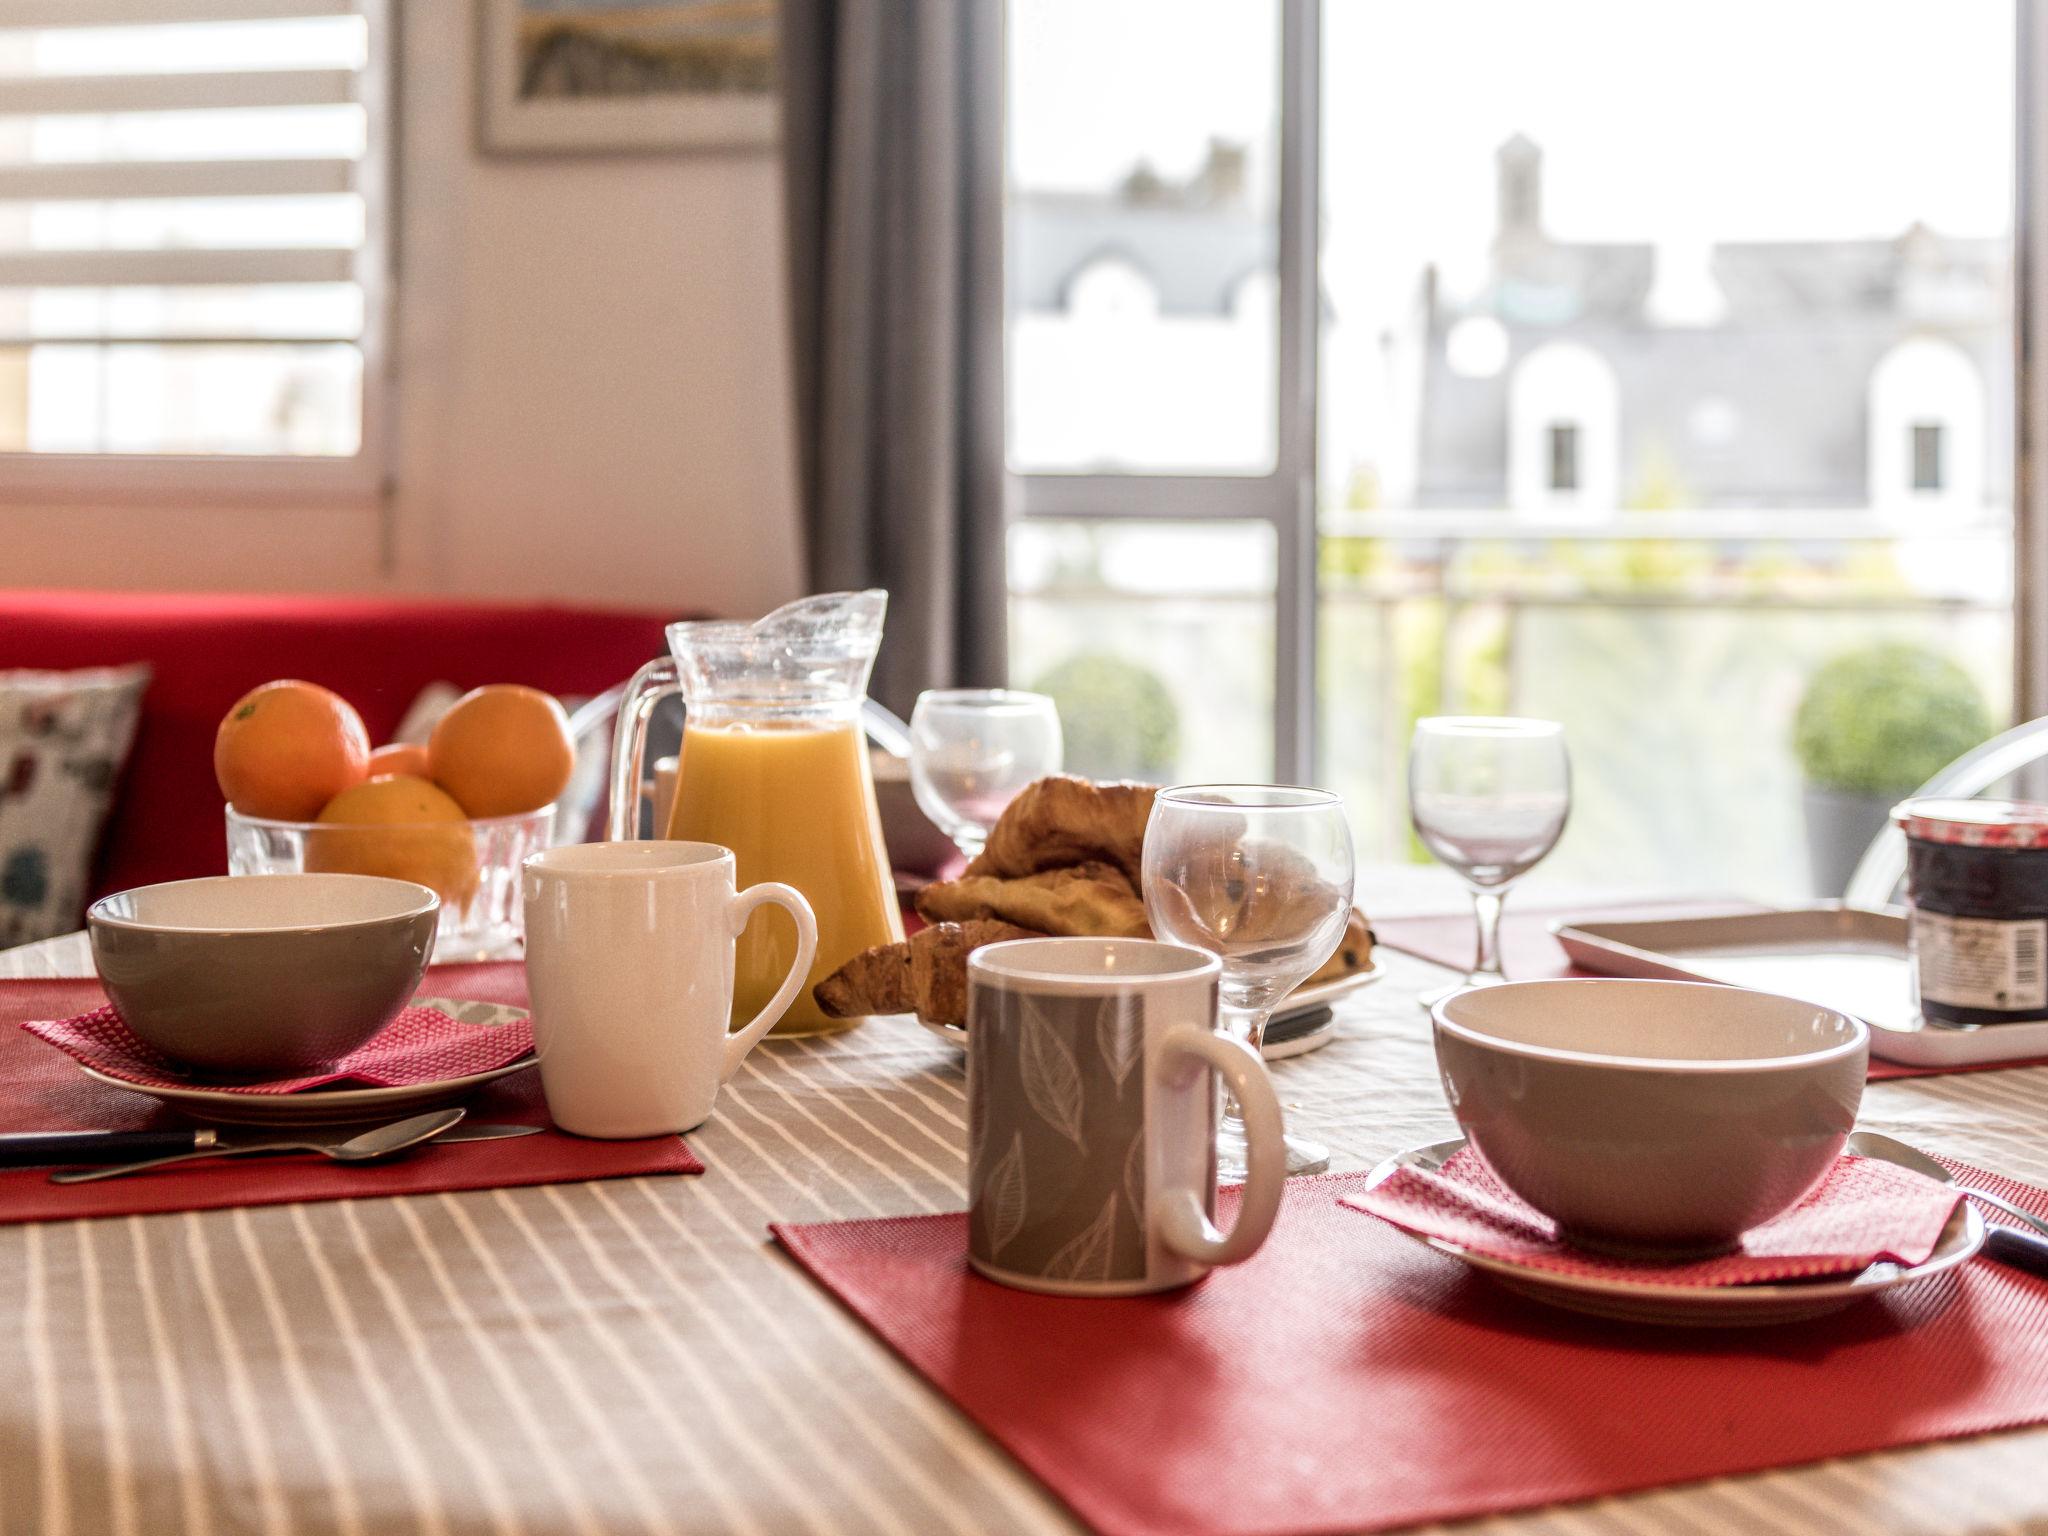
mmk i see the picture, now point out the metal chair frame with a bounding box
[1843,715,2048,907]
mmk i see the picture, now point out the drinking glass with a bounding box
[1141,785,1355,1178]
[909,690,1064,859]
[1408,717,1572,1006]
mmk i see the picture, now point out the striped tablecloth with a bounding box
[3,929,2047,1536]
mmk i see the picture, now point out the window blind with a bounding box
[0,0,385,461]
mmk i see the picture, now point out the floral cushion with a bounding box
[0,666,150,947]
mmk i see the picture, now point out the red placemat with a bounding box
[1375,902,2048,1082]
[775,1168,2048,1536]
[0,962,700,1226]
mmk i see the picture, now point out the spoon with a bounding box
[1848,1130,2048,1278]
[51,1108,466,1185]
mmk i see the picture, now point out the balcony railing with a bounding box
[1011,509,2014,899]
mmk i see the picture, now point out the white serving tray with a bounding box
[1552,905,2048,1069]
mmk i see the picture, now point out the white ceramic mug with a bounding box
[521,840,818,1138]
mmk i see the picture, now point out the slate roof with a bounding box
[1419,228,2010,508]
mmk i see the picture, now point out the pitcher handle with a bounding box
[720,882,819,1079]
[608,655,680,840]
[1150,1029,1286,1268]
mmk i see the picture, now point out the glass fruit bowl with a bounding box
[226,804,555,961]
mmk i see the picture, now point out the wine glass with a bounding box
[1408,717,1572,1006]
[908,690,1064,859]
[1141,785,1355,1178]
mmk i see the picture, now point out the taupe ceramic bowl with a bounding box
[88,875,439,1076]
[1433,979,1868,1257]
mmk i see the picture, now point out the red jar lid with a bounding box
[1893,798,2048,849]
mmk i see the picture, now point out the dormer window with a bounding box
[1508,343,1617,514]
[1868,340,1982,510]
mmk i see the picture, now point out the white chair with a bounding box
[1842,716,2048,908]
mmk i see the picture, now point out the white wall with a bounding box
[0,5,807,619]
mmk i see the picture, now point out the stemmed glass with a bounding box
[1141,785,1355,1179]
[1408,717,1571,1006]
[908,690,1064,859]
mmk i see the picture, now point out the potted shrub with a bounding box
[1793,643,1993,896]
[1031,653,1181,781]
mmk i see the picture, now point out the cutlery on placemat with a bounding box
[2,1119,541,1170]
[47,1108,468,1185]
[1848,1131,2048,1277]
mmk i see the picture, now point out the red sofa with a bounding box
[1,590,676,902]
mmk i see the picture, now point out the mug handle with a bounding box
[1150,1029,1286,1268]
[719,882,820,1080]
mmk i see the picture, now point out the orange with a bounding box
[215,680,370,821]
[367,742,432,779]
[303,774,480,907]
[428,684,576,818]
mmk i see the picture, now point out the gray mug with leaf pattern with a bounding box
[965,938,1287,1296]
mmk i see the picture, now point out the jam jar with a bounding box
[1894,798,2048,1027]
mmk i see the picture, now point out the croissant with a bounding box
[915,860,1149,939]
[813,919,1041,1027]
[964,775,1156,885]
[1305,908,1376,987]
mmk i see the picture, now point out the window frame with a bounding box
[1010,0,2041,773]
[1009,0,1322,784]
[2018,1,2048,722]
[0,0,395,510]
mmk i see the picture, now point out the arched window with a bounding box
[1867,338,1985,511]
[1508,342,1619,514]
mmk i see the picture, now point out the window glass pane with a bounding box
[20,196,363,252]
[1009,520,1275,781]
[1005,0,1279,475]
[15,342,360,455]
[1318,0,2015,898]
[1911,423,1944,491]
[10,18,367,75]
[4,108,367,164]
[0,285,363,342]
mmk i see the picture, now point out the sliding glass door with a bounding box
[1004,0,2019,900]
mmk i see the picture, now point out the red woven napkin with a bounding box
[1340,1146,1960,1286]
[0,965,701,1226]
[774,1165,2048,1536]
[1374,900,2048,1082]
[22,1001,534,1093]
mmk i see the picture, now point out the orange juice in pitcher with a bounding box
[610,592,902,1035]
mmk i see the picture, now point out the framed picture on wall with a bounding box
[478,0,779,156]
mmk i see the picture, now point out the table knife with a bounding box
[1987,1224,2048,1278]
[0,1121,541,1168]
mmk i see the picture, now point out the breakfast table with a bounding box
[3,900,2047,1536]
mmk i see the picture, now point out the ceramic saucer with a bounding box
[915,958,1385,1060]
[75,996,538,1128]
[1363,1136,1986,1327]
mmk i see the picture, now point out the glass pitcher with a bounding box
[609,590,903,1036]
